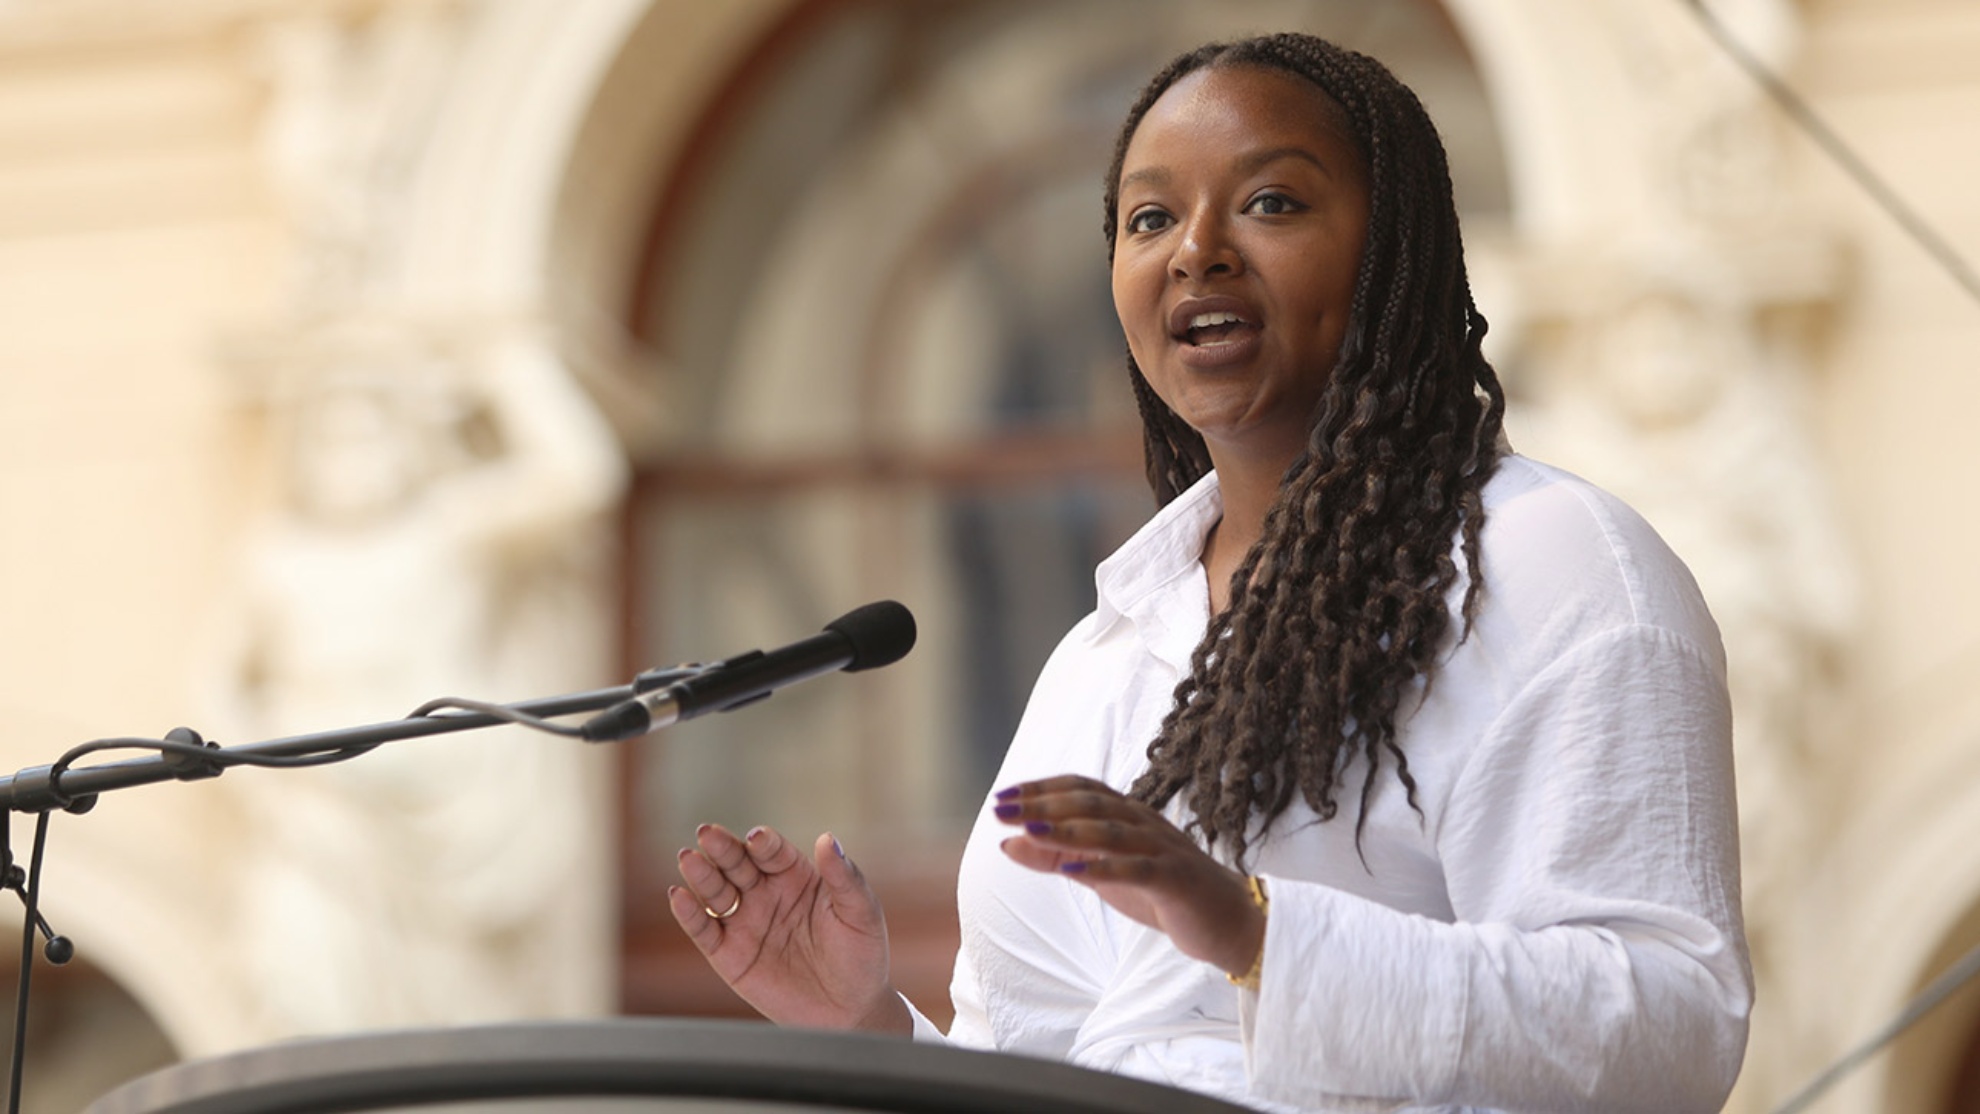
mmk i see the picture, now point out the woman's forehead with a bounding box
[1122,64,1365,179]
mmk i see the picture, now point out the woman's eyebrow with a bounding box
[1118,166,1170,194]
[1119,146,1342,195]
[1234,145,1335,178]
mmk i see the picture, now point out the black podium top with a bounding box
[84,1018,1260,1114]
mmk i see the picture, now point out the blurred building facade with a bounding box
[0,0,1976,1110]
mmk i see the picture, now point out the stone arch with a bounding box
[0,938,175,1110]
[1791,722,1980,1112]
[556,0,1517,1016]
[29,819,236,1058]
[375,3,1870,1108]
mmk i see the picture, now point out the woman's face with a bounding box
[1111,64,1370,468]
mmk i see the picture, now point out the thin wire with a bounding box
[5,813,52,1114]
[1770,939,1980,1114]
[47,737,377,785]
[406,697,590,737]
[0,695,595,1105]
[1682,0,1980,306]
[42,700,597,801]
[4,824,25,1114]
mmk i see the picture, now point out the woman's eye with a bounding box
[1125,208,1172,234]
[1246,192,1302,216]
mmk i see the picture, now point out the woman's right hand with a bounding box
[670,824,909,1034]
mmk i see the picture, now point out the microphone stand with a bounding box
[0,679,679,814]
[0,666,693,1114]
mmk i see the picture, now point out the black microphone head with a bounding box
[826,600,917,672]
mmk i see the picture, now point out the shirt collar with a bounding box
[1092,470,1222,636]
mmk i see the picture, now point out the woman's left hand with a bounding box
[995,774,1264,979]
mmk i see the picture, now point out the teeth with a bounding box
[1189,312,1244,329]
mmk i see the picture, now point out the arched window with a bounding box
[612,0,1509,1019]
[2,956,177,1109]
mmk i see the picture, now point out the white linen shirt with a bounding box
[907,456,1752,1113]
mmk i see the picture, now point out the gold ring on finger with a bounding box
[705,892,741,920]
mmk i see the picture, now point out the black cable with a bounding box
[47,694,604,788]
[1682,0,1980,306]
[48,737,377,783]
[3,820,22,1114]
[0,680,642,1098]
[37,708,589,805]
[37,697,607,804]
[6,813,52,1114]
[406,697,590,738]
[0,681,638,1105]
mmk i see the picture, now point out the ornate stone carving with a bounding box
[248,2,467,307]
[1506,0,1856,924]
[211,316,625,1035]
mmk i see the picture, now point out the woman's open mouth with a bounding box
[1185,311,1250,346]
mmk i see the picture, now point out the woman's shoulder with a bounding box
[1481,455,1654,542]
[1473,454,1720,650]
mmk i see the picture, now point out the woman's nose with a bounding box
[1170,210,1242,280]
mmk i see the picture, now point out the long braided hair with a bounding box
[1107,34,1507,863]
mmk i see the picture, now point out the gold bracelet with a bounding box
[1227,874,1269,990]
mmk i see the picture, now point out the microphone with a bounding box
[580,600,917,742]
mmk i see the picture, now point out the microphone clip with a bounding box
[159,726,225,783]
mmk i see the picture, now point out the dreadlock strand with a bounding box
[1105,33,1505,864]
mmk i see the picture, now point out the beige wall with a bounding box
[0,0,636,1082]
[0,28,275,738]
[0,15,283,1063]
[1788,3,1980,1109]
[1805,0,1980,722]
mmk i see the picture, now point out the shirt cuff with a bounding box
[1241,875,1465,1110]
[903,993,948,1043]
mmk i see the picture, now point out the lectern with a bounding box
[85,1019,1257,1114]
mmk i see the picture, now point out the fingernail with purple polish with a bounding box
[1060,861,1088,874]
[1025,821,1052,836]
[745,826,765,843]
[995,786,1020,801]
[994,803,1020,820]
[832,836,846,859]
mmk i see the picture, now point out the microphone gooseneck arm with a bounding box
[0,600,915,1114]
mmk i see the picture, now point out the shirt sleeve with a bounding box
[1239,623,1752,1112]
[911,806,1119,1057]
[905,995,951,1043]
[904,922,997,1047]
